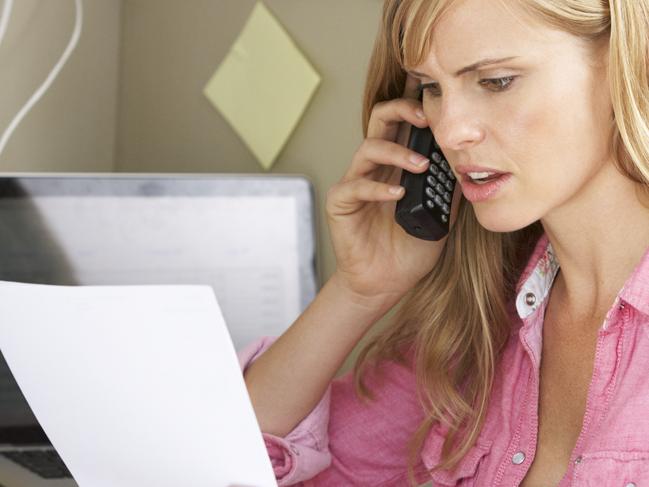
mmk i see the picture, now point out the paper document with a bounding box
[0,281,277,487]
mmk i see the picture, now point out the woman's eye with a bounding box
[478,76,516,92]
[417,76,517,97]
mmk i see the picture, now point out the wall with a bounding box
[115,0,384,296]
[0,0,121,172]
[1,0,396,371]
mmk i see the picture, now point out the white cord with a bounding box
[0,0,14,50]
[0,0,83,159]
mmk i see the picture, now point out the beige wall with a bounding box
[0,0,386,300]
[0,0,121,172]
[115,0,383,289]
[1,0,393,370]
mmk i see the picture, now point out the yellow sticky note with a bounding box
[204,2,321,170]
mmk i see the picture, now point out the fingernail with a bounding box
[415,109,426,119]
[409,154,429,167]
[389,186,404,195]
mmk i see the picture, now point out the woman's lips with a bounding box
[459,173,513,202]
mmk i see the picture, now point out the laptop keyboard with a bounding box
[2,449,72,478]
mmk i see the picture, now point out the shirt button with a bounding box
[512,451,525,465]
[525,292,536,306]
[625,483,636,487]
[574,455,582,464]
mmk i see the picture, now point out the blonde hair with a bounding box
[353,0,649,483]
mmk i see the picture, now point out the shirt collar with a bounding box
[515,233,559,320]
[618,240,649,316]
[514,231,649,320]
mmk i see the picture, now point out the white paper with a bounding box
[0,281,277,487]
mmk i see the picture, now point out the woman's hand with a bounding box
[326,75,462,305]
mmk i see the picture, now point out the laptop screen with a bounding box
[0,173,319,446]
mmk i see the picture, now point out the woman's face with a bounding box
[409,0,613,232]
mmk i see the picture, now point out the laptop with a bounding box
[0,173,318,485]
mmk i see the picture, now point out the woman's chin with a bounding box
[473,205,536,233]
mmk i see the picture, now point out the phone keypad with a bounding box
[425,146,455,223]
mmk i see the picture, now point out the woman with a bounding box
[239,0,649,485]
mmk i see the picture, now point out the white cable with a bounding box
[0,0,83,159]
[0,0,14,50]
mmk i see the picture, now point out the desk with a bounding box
[0,456,77,487]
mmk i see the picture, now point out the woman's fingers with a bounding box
[326,177,406,216]
[366,97,428,141]
[347,76,429,189]
[396,73,425,146]
[341,138,430,183]
[330,73,431,217]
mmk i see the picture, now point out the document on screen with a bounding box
[0,280,277,487]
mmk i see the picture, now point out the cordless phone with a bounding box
[395,123,456,241]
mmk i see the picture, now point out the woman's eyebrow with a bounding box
[408,56,520,78]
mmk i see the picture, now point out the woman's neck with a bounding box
[541,163,649,321]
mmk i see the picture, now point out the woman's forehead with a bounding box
[405,0,579,77]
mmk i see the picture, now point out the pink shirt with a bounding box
[238,232,649,486]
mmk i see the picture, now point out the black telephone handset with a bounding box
[395,103,456,241]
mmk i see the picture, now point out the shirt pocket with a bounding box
[428,440,492,487]
[571,450,649,487]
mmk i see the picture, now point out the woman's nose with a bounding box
[431,100,485,152]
